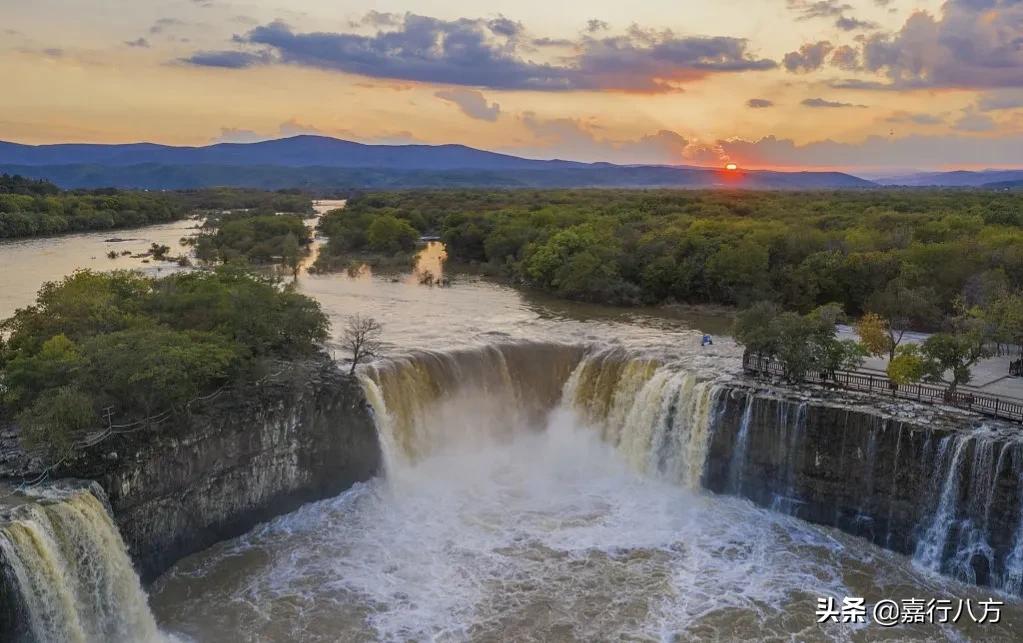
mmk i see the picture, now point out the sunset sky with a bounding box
[2,0,1022,172]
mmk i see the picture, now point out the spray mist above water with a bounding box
[150,343,1023,642]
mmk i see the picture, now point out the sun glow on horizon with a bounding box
[725,163,738,171]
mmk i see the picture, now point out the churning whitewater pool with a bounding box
[148,345,1023,642]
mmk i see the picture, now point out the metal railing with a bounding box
[742,352,1023,424]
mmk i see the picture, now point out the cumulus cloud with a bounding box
[886,111,944,125]
[953,109,997,132]
[978,89,1023,112]
[181,50,272,68]
[212,127,265,143]
[835,16,878,31]
[851,0,1023,89]
[435,88,501,121]
[532,37,574,47]
[150,18,187,35]
[787,1,852,21]
[487,16,524,38]
[507,114,723,164]
[182,14,776,92]
[719,133,1023,169]
[784,41,833,73]
[827,78,894,90]
[747,98,775,108]
[279,118,323,137]
[802,97,867,108]
[830,45,860,71]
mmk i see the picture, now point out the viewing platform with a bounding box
[742,352,1023,424]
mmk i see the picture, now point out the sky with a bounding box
[1,0,1022,172]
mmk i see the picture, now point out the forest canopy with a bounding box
[0,268,328,456]
[327,189,1023,319]
[0,179,313,239]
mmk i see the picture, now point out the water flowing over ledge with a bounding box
[359,341,586,473]
[361,340,1023,596]
[0,482,162,642]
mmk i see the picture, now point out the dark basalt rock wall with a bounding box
[4,357,381,583]
[0,556,30,643]
[703,386,1023,593]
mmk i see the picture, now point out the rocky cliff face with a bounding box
[703,386,1023,593]
[45,358,381,581]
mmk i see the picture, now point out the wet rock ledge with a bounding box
[703,385,1023,592]
[0,355,382,582]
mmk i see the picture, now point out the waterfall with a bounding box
[0,484,164,643]
[912,431,1023,590]
[914,435,972,572]
[358,341,1023,596]
[769,400,807,515]
[726,392,755,495]
[360,342,584,473]
[561,348,724,488]
[361,343,724,488]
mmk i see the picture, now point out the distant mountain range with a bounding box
[0,136,593,172]
[0,135,876,190]
[875,169,1023,188]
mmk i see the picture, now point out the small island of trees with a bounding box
[0,268,329,459]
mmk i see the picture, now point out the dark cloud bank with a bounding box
[181,13,776,92]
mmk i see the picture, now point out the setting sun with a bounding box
[725,163,738,171]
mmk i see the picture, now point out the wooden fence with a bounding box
[742,352,1023,424]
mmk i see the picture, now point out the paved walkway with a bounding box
[837,326,1023,401]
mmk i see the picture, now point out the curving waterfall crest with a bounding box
[0,483,163,643]
[359,341,585,471]
[361,342,726,490]
[561,348,724,488]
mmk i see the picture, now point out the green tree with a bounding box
[80,327,238,418]
[984,293,1023,354]
[704,239,770,305]
[3,333,82,406]
[367,215,419,254]
[887,344,926,386]
[772,312,819,382]
[734,301,782,358]
[523,224,633,302]
[866,279,940,360]
[814,335,867,379]
[18,386,96,459]
[282,232,302,279]
[920,334,982,391]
